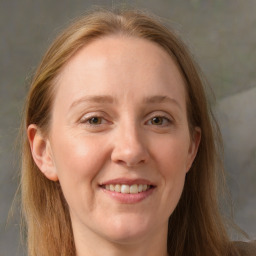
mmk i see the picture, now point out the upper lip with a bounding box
[99,178,155,186]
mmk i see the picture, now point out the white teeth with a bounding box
[115,184,121,192]
[130,184,138,194]
[121,185,130,194]
[143,184,148,192]
[103,184,151,194]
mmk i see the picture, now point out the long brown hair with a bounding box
[20,8,238,256]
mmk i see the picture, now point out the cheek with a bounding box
[151,136,189,211]
[50,133,109,201]
[52,132,105,174]
[159,142,187,194]
[153,135,190,174]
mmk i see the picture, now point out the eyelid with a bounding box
[145,111,174,126]
[80,112,110,125]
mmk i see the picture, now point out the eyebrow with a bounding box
[69,95,181,110]
[69,95,115,110]
[143,95,182,109]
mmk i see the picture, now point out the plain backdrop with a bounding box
[0,0,255,255]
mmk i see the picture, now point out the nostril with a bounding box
[126,159,146,167]
[112,151,147,167]
[111,130,149,166]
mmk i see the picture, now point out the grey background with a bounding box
[0,0,255,255]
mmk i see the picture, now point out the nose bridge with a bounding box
[111,116,148,166]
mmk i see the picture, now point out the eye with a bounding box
[88,116,103,125]
[80,114,109,126]
[146,115,171,126]
[151,116,164,125]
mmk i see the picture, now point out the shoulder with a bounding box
[232,240,256,256]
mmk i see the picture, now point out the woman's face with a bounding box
[34,36,200,245]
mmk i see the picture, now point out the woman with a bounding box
[20,8,255,256]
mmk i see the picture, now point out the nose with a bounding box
[111,123,149,167]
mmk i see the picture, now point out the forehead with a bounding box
[54,35,187,109]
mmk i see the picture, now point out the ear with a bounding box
[186,126,201,172]
[27,124,58,181]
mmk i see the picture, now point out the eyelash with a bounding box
[80,114,172,128]
[80,114,109,126]
[146,115,172,126]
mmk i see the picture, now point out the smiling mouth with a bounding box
[100,184,154,194]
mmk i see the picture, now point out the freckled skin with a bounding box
[32,36,200,256]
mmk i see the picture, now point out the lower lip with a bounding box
[101,187,155,204]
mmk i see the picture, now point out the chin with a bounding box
[102,215,152,244]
